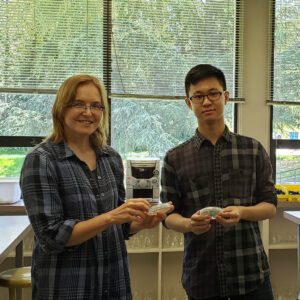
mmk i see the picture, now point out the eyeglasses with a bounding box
[189,91,224,104]
[67,101,105,112]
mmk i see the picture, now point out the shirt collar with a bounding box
[193,125,232,149]
[50,141,110,160]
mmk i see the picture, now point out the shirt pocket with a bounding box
[223,168,254,205]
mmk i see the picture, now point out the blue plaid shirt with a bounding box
[161,127,277,299]
[21,140,132,300]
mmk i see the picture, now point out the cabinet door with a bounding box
[161,252,187,299]
[269,204,300,250]
[128,252,159,300]
[269,249,297,299]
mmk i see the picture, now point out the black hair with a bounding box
[184,64,227,98]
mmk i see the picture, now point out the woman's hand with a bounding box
[106,198,150,225]
[131,202,174,232]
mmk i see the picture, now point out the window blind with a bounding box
[267,0,300,106]
[111,0,244,102]
[0,0,244,101]
[0,0,103,91]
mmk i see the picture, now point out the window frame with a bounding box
[269,0,300,182]
[0,0,242,150]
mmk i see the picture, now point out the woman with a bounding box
[20,75,171,300]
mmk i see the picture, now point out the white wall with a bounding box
[239,0,272,252]
[239,0,271,151]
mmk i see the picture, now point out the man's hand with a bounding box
[215,206,242,226]
[189,212,212,235]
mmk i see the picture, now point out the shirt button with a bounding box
[101,193,105,197]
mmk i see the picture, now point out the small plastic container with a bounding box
[198,206,222,219]
[148,203,172,215]
[0,179,21,204]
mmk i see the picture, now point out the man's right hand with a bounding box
[188,212,212,235]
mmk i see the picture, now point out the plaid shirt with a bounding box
[161,127,277,299]
[20,141,132,300]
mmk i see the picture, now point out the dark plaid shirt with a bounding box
[20,141,132,300]
[161,127,277,299]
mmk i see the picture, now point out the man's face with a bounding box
[185,77,229,125]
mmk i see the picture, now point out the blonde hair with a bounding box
[48,74,109,149]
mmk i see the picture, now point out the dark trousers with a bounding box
[188,277,273,300]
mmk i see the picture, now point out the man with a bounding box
[161,64,277,300]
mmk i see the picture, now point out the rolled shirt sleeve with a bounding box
[21,151,78,254]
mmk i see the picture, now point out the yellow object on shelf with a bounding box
[275,184,300,202]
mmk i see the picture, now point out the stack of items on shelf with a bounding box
[275,184,300,202]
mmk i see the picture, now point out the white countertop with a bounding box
[283,211,300,225]
[0,215,31,264]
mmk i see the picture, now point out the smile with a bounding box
[77,120,93,124]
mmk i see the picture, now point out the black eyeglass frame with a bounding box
[188,91,225,104]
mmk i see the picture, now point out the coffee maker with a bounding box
[126,159,160,202]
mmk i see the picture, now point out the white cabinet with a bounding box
[268,202,300,299]
[126,225,187,300]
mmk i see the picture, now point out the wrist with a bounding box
[183,218,191,233]
[130,221,142,234]
[102,212,113,226]
[239,206,247,220]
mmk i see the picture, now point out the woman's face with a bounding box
[63,82,103,141]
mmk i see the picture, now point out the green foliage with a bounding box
[276,153,300,183]
[274,0,300,102]
[0,0,103,89]
[0,156,25,178]
[273,106,300,137]
[112,99,234,158]
[112,0,236,95]
[0,148,30,177]
[0,0,237,161]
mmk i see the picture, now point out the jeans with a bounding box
[188,277,274,300]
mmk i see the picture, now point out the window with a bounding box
[112,99,235,159]
[0,0,103,177]
[110,0,243,158]
[0,0,243,177]
[269,0,300,184]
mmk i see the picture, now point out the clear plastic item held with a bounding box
[148,203,172,215]
[198,206,222,219]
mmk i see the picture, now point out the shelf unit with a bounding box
[126,226,187,300]
[269,201,300,300]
